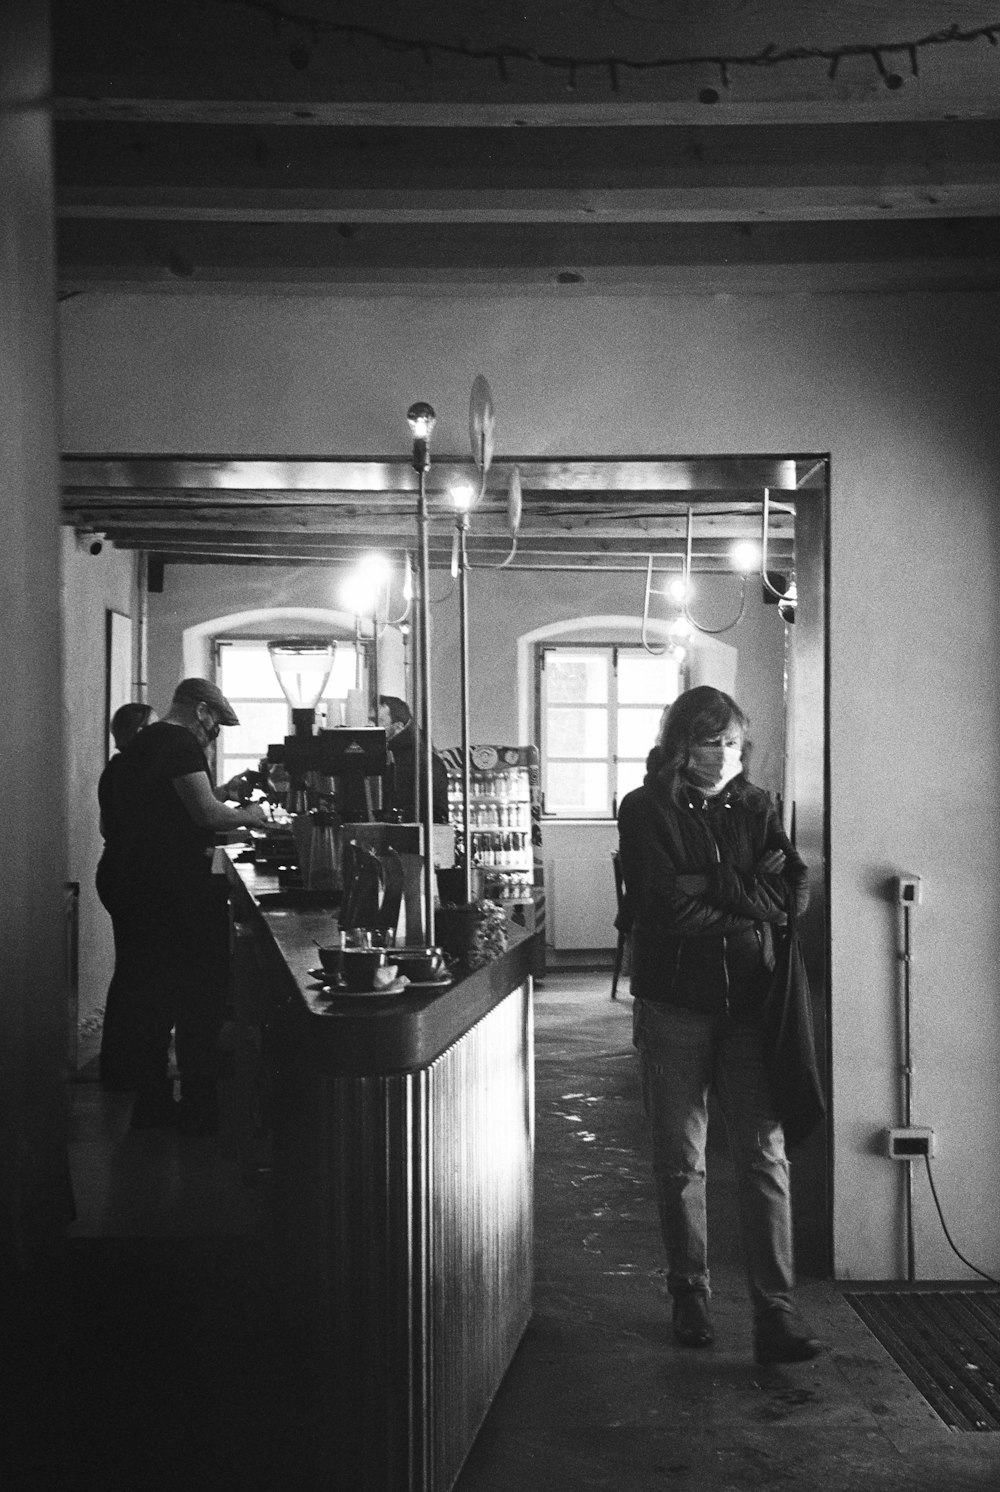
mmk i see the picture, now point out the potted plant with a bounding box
[434,898,508,972]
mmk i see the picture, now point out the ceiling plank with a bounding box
[58,183,1000,223]
[61,454,816,492]
[55,121,1000,224]
[55,217,1000,296]
[108,539,790,574]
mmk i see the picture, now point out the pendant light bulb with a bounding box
[452,482,475,515]
[406,402,436,441]
[731,540,761,574]
[407,401,436,473]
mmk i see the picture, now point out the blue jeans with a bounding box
[633,998,794,1319]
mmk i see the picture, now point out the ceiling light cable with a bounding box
[207,2,1000,94]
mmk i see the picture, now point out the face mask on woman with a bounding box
[686,729,743,795]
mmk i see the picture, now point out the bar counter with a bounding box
[223,852,536,1492]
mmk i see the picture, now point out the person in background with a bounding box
[107,677,268,1135]
[96,701,157,1089]
[378,694,449,824]
[616,686,822,1366]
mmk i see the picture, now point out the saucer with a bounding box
[405,974,453,990]
[316,976,409,1000]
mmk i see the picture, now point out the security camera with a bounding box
[76,531,105,556]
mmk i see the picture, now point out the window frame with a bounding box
[536,642,683,821]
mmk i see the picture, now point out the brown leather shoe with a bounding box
[672,1291,714,1348]
[754,1309,824,1365]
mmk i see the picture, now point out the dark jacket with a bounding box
[617,770,808,1017]
[384,721,450,824]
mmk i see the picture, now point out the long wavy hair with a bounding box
[647,686,749,804]
[110,701,155,752]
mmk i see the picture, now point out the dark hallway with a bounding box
[6,973,999,1491]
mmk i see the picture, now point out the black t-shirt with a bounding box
[97,752,120,836]
[95,753,123,911]
[108,721,215,920]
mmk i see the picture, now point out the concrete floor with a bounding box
[11,971,1000,1490]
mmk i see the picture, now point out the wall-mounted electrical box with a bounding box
[886,1126,935,1159]
[896,874,922,906]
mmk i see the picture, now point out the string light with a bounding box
[206,2,1000,93]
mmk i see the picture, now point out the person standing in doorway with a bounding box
[107,677,267,1135]
[617,686,823,1365]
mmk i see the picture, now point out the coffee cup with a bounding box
[393,947,446,984]
[339,947,387,992]
[317,946,343,979]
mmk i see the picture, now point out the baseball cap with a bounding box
[172,677,240,726]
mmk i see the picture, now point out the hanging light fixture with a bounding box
[407,401,436,472]
[761,487,798,622]
[730,540,762,575]
[641,491,797,654]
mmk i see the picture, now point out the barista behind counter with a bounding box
[107,677,269,1134]
[378,695,449,824]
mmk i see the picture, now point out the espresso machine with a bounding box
[262,637,388,895]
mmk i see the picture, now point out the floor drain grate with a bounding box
[844,1289,1000,1431]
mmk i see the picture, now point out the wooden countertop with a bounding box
[221,848,536,1076]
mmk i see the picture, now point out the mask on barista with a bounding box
[686,731,744,795]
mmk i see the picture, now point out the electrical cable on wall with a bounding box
[893,875,999,1288]
[922,1156,1000,1287]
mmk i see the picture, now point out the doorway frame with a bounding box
[514,470,831,1275]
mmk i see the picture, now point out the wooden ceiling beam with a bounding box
[55,121,1000,224]
[55,217,1000,296]
[61,454,816,492]
[111,538,790,573]
[82,525,794,555]
[60,454,802,568]
[49,90,1000,130]
[58,183,1000,223]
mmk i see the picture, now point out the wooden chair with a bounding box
[372,847,405,944]
[610,850,632,1001]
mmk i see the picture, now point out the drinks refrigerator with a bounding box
[440,743,546,979]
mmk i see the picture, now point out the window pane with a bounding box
[219,640,360,704]
[322,646,359,700]
[616,759,648,802]
[617,651,681,705]
[218,643,285,699]
[546,760,609,816]
[546,706,608,758]
[617,706,663,759]
[225,701,289,761]
[222,756,264,783]
[545,652,608,705]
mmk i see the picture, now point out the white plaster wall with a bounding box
[58,289,1000,1282]
[1,4,70,1257]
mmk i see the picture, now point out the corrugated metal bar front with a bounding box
[430,985,534,1487]
[270,980,534,1491]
